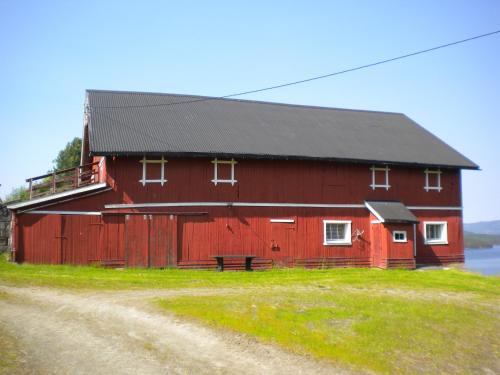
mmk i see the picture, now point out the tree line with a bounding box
[3,137,82,203]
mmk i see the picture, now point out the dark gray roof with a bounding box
[86,90,478,169]
[365,201,419,224]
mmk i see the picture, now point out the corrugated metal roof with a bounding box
[365,201,419,223]
[86,90,478,169]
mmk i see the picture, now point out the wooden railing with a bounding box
[26,161,101,200]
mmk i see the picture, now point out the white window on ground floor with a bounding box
[393,230,407,243]
[423,221,448,245]
[323,220,352,245]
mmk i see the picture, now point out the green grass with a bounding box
[0,253,498,295]
[159,288,500,374]
[1,254,499,373]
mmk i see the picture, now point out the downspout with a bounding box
[9,211,16,263]
[413,223,417,258]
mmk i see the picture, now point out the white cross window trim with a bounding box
[424,168,442,192]
[139,156,167,186]
[370,165,391,190]
[211,158,237,186]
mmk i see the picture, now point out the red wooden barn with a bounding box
[7,90,478,269]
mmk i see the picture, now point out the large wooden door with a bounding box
[125,215,150,267]
[125,214,176,268]
[149,215,177,268]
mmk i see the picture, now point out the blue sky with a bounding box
[0,1,499,222]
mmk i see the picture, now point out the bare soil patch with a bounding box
[0,285,354,375]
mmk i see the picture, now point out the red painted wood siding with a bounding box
[104,157,461,207]
[13,156,465,268]
[176,207,371,265]
[415,210,464,264]
[16,214,102,265]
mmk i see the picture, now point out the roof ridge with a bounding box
[86,89,405,116]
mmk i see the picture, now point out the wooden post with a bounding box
[74,166,80,188]
[52,172,56,193]
[28,179,33,199]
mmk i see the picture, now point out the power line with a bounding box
[90,29,500,110]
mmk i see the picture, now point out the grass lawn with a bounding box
[1,254,499,373]
[159,287,499,374]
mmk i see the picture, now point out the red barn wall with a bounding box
[12,156,465,268]
[105,156,462,207]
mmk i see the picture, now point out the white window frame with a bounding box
[393,230,407,243]
[139,156,167,186]
[424,169,442,192]
[423,221,448,245]
[211,158,237,186]
[370,165,391,190]
[323,220,352,246]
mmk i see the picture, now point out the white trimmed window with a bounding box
[424,169,442,192]
[323,220,352,245]
[139,156,167,186]
[211,158,237,186]
[370,165,390,190]
[423,221,448,245]
[393,230,407,243]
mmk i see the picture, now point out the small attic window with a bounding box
[370,165,390,190]
[424,169,442,192]
[211,158,237,186]
[139,156,167,186]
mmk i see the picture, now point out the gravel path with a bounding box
[0,286,355,375]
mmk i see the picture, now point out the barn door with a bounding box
[125,215,150,267]
[125,214,176,268]
[270,220,296,264]
[149,215,177,268]
[177,215,213,262]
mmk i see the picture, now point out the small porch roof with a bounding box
[365,201,419,224]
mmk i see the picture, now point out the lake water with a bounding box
[464,245,500,276]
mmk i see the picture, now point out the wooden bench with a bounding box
[212,255,256,272]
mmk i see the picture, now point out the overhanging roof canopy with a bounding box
[365,201,419,224]
[86,90,478,169]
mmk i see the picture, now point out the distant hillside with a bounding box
[464,220,500,235]
[464,231,500,249]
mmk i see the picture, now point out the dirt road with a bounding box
[0,286,353,374]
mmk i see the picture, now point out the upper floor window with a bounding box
[423,221,448,245]
[211,158,237,186]
[424,169,442,192]
[323,220,352,245]
[370,165,390,190]
[139,156,167,186]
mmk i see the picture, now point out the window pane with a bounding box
[426,224,443,241]
[326,223,345,241]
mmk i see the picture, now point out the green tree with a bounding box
[3,186,29,203]
[3,137,82,203]
[53,137,82,170]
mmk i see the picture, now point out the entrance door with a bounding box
[149,214,177,268]
[270,221,296,264]
[125,214,176,268]
[125,215,149,267]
